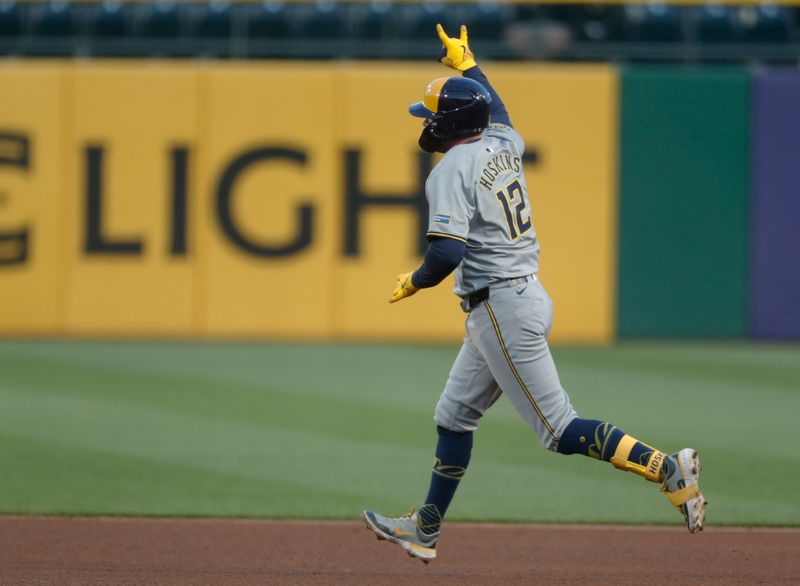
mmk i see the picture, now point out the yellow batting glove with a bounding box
[436,23,477,72]
[390,272,419,304]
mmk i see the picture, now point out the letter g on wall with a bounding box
[216,146,314,258]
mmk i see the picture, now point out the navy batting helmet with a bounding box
[409,77,492,153]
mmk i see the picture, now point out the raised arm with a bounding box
[462,66,511,128]
[436,24,512,128]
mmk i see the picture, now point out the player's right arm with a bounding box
[388,236,466,303]
[389,159,474,303]
[436,24,512,128]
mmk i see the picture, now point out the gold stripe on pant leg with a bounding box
[484,301,557,439]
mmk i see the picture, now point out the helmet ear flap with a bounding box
[418,127,443,153]
[419,125,445,153]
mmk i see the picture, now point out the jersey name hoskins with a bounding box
[478,154,522,190]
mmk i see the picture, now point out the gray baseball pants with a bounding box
[434,275,577,450]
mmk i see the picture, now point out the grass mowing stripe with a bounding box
[554,341,800,386]
[0,342,456,411]
[0,383,434,508]
[0,357,433,450]
[0,431,357,517]
[0,340,798,525]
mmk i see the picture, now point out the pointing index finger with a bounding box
[460,24,468,43]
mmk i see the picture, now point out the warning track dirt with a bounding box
[1,517,798,585]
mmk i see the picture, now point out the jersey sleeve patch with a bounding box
[432,213,451,225]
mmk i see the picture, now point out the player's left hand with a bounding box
[436,24,477,72]
[390,272,419,303]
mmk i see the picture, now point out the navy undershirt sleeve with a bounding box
[411,237,466,288]
[463,65,512,128]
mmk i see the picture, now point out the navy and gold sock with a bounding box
[558,417,667,483]
[419,426,472,535]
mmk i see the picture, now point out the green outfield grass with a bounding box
[0,339,798,526]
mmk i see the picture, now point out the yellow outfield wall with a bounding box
[0,61,617,344]
[65,64,200,336]
[0,63,67,334]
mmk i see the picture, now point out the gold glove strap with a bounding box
[456,57,477,73]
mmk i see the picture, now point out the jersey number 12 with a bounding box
[495,179,531,240]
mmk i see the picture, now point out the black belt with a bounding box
[466,287,490,309]
[463,275,534,310]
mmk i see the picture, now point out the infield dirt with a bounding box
[1,516,798,585]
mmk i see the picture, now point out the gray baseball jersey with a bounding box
[425,123,577,449]
[425,123,539,297]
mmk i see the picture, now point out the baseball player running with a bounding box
[362,25,707,563]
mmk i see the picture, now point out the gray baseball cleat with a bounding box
[362,508,438,563]
[661,448,707,533]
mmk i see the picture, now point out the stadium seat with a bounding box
[1,0,796,62]
[29,0,75,38]
[583,5,625,42]
[553,4,625,42]
[194,0,232,39]
[246,1,291,40]
[695,4,734,44]
[460,1,514,42]
[297,1,346,40]
[734,5,791,43]
[0,1,22,37]
[87,1,128,39]
[137,1,183,39]
[354,1,400,41]
[625,3,684,42]
[406,2,454,40]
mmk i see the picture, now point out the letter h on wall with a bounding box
[343,149,431,257]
